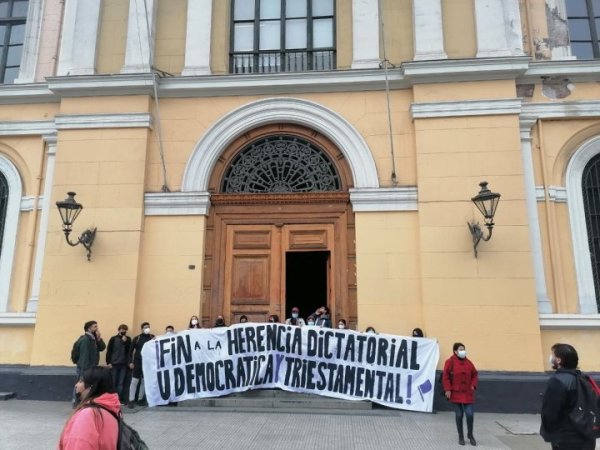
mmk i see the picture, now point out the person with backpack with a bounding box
[105,324,131,404]
[540,343,597,450]
[443,342,478,446]
[72,320,106,406]
[59,366,119,449]
[127,322,155,408]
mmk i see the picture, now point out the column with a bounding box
[26,135,57,313]
[14,0,44,83]
[475,0,524,57]
[351,0,380,69]
[520,120,553,314]
[121,0,157,73]
[182,0,212,76]
[412,0,447,61]
[56,0,102,75]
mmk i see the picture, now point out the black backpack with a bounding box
[569,374,600,440]
[70,336,84,364]
[89,403,149,450]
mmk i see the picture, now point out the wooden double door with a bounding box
[202,195,356,328]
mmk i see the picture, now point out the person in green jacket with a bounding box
[72,320,106,405]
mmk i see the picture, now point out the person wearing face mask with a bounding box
[267,314,279,324]
[214,315,227,327]
[285,307,306,326]
[127,322,155,408]
[540,343,596,450]
[188,315,201,329]
[337,319,347,330]
[306,315,316,326]
[105,324,131,404]
[443,342,478,446]
[239,315,248,324]
[165,325,175,335]
[59,366,120,449]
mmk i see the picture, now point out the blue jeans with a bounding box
[453,403,474,438]
[111,364,128,403]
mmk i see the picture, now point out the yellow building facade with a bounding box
[0,0,599,378]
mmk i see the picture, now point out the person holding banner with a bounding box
[314,306,332,328]
[443,342,478,446]
[285,307,306,327]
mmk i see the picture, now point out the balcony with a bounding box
[231,50,336,74]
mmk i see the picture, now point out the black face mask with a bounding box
[120,331,127,336]
[216,320,224,325]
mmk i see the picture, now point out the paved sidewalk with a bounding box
[0,399,558,450]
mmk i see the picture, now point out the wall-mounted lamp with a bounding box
[56,192,97,261]
[467,181,501,257]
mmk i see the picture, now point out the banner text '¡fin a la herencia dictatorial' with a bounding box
[155,324,421,371]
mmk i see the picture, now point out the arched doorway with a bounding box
[202,124,357,328]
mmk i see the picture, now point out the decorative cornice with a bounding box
[211,192,350,206]
[521,101,600,120]
[349,187,418,212]
[402,56,530,83]
[46,73,156,97]
[159,69,408,97]
[0,83,57,104]
[539,314,600,329]
[144,192,211,216]
[20,196,44,211]
[0,312,36,325]
[411,98,522,119]
[520,60,600,83]
[0,120,55,136]
[55,113,153,130]
[535,186,545,202]
[548,186,567,203]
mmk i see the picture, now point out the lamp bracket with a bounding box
[467,221,493,257]
[63,227,97,261]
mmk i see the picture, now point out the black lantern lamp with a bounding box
[467,181,501,257]
[56,192,97,261]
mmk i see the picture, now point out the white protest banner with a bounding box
[142,324,439,412]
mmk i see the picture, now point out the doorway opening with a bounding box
[285,251,329,322]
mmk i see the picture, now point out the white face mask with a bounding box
[143,327,151,335]
[166,331,174,335]
[307,321,315,326]
[191,319,198,325]
[549,354,556,368]
[338,324,345,329]
[292,313,298,319]
[457,350,466,359]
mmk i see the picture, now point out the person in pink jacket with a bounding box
[443,342,479,446]
[59,366,120,450]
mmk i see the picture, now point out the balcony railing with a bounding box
[230,50,336,74]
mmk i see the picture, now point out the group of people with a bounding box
[441,342,597,449]
[69,318,596,449]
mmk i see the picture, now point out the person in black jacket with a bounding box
[106,324,131,404]
[72,320,106,406]
[540,343,596,450]
[127,322,155,408]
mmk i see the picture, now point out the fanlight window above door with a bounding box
[221,135,341,193]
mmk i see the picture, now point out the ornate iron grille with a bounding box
[582,153,600,311]
[0,172,8,257]
[222,135,341,193]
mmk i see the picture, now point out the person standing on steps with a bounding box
[127,322,154,408]
[443,342,478,446]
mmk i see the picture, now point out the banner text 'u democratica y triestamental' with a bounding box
[142,324,440,412]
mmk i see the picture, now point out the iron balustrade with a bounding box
[231,49,335,74]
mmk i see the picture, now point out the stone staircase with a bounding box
[178,389,373,412]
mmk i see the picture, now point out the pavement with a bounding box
[0,399,568,450]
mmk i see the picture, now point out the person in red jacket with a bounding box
[443,342,479,446]
[59,366,120,449]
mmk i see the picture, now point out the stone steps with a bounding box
[180,389,373,410]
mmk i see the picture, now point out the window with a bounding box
[230,0,335,74]
[0,0,28,83]
[0,172,7,258]
[222,135,341,193]
[0,155,22,312]
[582,153,600,312]
[566,0,600,59]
